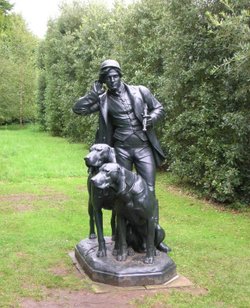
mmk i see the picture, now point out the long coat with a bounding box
[73,83,166,167]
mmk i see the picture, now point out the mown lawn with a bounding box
[0,125,249,307]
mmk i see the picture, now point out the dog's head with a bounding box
[84,144,116,168]
[91,163,122,190]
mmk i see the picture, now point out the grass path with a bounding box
[0,125,249,307]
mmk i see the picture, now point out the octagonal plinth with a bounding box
[75,237,177,287]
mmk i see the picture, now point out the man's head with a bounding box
[99,59,122,92]
[91,163,122,190]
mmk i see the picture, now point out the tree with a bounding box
[160,0,250,203]
[39,1,116,141]
[0,0,13,12]
[0,0,13,33]
[37,0,249,204]
[0,4,38,125]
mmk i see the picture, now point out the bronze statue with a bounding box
[73,59,171,257]
[91,162,166,264]
[84,143,117,256]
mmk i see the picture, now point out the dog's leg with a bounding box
[88,198,96,239]
[87,177,96,239]
[94,208,107,257]
[154,199,159,224]
[111,210,116,241]
[144,216,155,264]
[111,211,118,256]
[92,188,106,257]
[116,213,127,261]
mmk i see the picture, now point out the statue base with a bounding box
[75,237,177,287]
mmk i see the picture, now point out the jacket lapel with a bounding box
[100,84,145,125]
[100,93,108,125]
[125,84,144,122]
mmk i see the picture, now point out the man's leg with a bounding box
[134,146,171,253]
[115,146,133,171]
[134,146,156,192]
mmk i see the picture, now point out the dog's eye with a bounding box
[103,168,110,174]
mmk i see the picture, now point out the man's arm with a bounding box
[139,86,165,127]
[73,92,100,115]
[72,81,105,115]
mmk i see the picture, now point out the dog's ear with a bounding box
[109,147,117,163]
[113,165,127,193]
[109,164,121,180]
[99,163,106,171]
[115,164,121,176]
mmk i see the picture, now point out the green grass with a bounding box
[0,125,88,181]
[0,125,249,307]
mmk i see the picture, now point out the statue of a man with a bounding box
[73,59,170,252]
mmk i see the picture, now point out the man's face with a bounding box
[104,69,121,92]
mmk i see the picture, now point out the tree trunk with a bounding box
[19,65,24,126]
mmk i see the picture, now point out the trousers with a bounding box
[114,135,156,192]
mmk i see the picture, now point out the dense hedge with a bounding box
[0,1,38,124]
[37,0,249,205]
[160,0,250,203]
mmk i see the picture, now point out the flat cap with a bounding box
[100,59,121,70]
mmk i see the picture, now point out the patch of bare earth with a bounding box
[20,288,147,308]
[20,286,207,308]
[76,184,87,192]
[49,264,70,277]
[20,274,207,308]
[0,192,68,212]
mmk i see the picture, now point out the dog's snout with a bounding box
[91,175,98,185]
[90,176,98,187]
[84,156,91,166]
[90,173,108,190]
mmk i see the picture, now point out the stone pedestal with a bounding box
[75,237,177,287]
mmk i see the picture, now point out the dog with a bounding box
[91,163,166,264]
[84,144,117,257]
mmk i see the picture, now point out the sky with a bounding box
[12,0,73,38]
[12,0,66,38]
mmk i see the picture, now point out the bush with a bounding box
[160,0,250,203]
[37,0,249,204]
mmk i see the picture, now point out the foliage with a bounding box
[115,0,168,92]
[37,0,249,204]
[160,0,250,203]
[0,0,13,12]
[0,0,13,33]
[38,1,114,141]
[0,2,38,125]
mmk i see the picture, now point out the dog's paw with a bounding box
[127,247,135,256]
[155,249,160,256]
[89,233,97,240]
[112,248,118,256]
[116,254,127,261]
[97,249,107,257]
[144,256,154,264]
